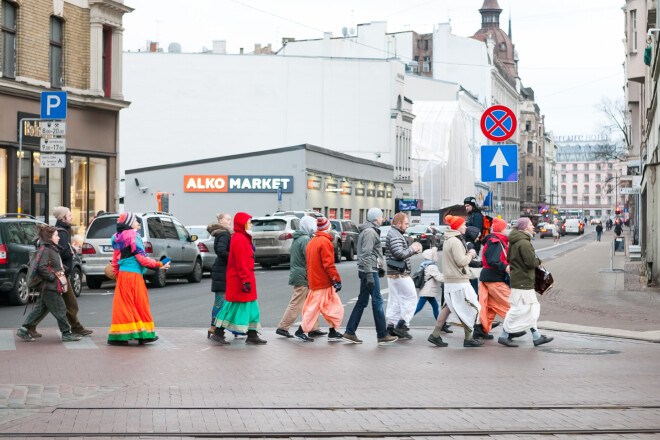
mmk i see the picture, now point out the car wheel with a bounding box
[334,240,342,263]
[71,267,83,297]
[187,259,203,283]
[347,244,355,261]
[85,276,104,290]
[9,271,29,306]
[150,269,167,288]
[260,263,272,269]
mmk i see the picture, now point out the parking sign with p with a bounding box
[40,91,67,119]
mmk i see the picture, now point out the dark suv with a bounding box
[0,214,83,305]
[330,219,359,261]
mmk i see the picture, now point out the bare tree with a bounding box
[595,97,629,161]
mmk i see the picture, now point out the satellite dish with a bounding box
[349,27,356,36]
[168,42,182,53]
[342,27,348,37]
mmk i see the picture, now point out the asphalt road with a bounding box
[0,227,597,332]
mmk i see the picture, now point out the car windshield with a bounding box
[186,227,210,239]
[87,216,144,238]
[252,219,287,231]
[407,225,429,233]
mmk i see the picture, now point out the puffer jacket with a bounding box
[36,242,65,292]
[442,229,472,284]
[385,226,416,275]
[507,228,541,290]
[209,222,232,292]
[357,221,385,273]
[288,229,311,287]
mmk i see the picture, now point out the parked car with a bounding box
[252,215,299,269]
[430,225,448,250]
[379,225,413,251]
[269,211,342,263]
[330,219,359,261]
[0,214,83,305]
[406,225,438,250]
[81,212,202,289]
[185,225,216,272]
[537,222,554,238]
[564,218,584,235]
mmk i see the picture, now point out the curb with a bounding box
[538,320,660,343]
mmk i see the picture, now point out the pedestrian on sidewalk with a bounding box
[107,213,170,346]
[614,221,622,237]
[385,212,423,339]
[214,212,266,345]
[17,225,82,343]
[476,217,510,340]
[275,215,324,342]
[301,217,344,341]
[595,222,603,242]
[552,221,560,246]
[343,208,398,344]
[26,207,93,339]
[498,217,553,348]
[413,247,443,320]
[427,215,482,348]
[207,213,232,341]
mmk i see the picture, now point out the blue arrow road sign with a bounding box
[481,144,518,182]
[40,91,67,119]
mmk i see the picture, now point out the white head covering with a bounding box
[299,215,317,235]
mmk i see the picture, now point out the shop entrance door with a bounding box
[32,184,49,223]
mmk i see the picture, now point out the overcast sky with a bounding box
[122,0,624,138]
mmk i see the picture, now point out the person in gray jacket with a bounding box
[342,208,398,344]
[385,212,422,339]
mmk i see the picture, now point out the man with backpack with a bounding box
[464,196,491,254]
[342,208,398,344]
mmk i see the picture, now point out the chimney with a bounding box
[240,47,244,54]
[149,41,159,52]
[255,43,262,54]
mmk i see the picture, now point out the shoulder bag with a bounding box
[534,265,554,295]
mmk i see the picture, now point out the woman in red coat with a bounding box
[212,212,266,345]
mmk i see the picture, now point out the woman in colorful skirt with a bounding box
[213,212,267,345]
[107,213,170,346]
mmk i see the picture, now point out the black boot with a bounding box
[246,330,267,345]
[210,327,230,345]
[473,324,494,340]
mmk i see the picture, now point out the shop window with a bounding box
[89,157,107,221]
[48,168,63,221]
[70,155,107,227]
[0,149,6,214]
[19,152,30,214]
[70,156,88,227]
[1,1,17,78]
[50,16,63,88]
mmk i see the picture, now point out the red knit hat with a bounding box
[317,216,331,232]
[492,218,507,233]
[444,215,465,230]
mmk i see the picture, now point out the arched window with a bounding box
[499,42,506,52]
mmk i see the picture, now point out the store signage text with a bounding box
[184,175,294,193]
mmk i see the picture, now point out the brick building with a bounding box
[0,0,132,227]
[519,86,546,215]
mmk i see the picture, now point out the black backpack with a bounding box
[412,261,435,289]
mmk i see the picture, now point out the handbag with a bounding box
[386,258,406,270]
[534,266,554,295]
[105,263,117,281]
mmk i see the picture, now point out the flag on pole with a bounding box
[483,191,493,212]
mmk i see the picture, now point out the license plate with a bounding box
[102,245,113,252]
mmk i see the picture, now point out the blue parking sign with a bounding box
[481,144,518,182]
[41,91,67,119]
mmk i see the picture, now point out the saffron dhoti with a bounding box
[108,271,156,341]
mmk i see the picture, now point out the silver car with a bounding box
[81,212,203,289]
[186,225,216,272]
[252,215,299,269]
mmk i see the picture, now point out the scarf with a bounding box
[111,228,147,257]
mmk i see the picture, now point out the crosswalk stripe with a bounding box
[56,331,99,349]
[0,330,16,350]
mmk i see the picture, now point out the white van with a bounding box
[564,219,583,235]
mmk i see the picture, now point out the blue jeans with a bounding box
[414,297,439,320]
[597,231,602,241]
[345,271,387,338]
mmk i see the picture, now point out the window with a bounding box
[596,174,601,182]
[526,163,533,176]
[607,196,612,205]
[561,175,566,183]
[595,185,601,194]
[1,1,17,78]
[424,39,429,50]
[70,155,108,227]
[596,196,601,205]
[102,27,112,97]
[631,9,637,52]
[583,185,589,193]
[50,16,63,88]
[573,164,578,171]
[147,218,165,239]
[572,185,577,194]
[159,218,179,239]
[173,221,190,242]
[584,174,589,182]
[561,186,566,194]
[527,141,533,153]
[561,164,566,171]
[572,175,578,183]
[499,42,506,51]
[584,196,589,205]
[525,121,531,131]
[526,186,533,201]
[561,196,566,205]
[608,163,613,170]
[595,209,602,216]
[539,166,542,178]
[423,56,431,73]
[572,196,578,204]
[596,163,601,171]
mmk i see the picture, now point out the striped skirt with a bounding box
[108,271,156,341]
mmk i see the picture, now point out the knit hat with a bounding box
[118,212,137,226]
[444,215,465,230]
[515,217,531,230]
[299,216,317,235]
[367,207,383,222]
[492,218,507,233]
[316,216,331,232]
[52,206,69,220]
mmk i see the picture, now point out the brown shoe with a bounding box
[77,328,93,336]
[26,327,42,338]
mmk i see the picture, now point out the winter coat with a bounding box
[385,226,416,275]
[507,228,541,290]
[288,229,311,287]
[596,224,603,233]
[357,221,385,273]
[225,213,257,302]
[479,232,509,283]
[306,231,340,290]
[209,222,232,292]
[418,263,443,298]
[37,242,65,292]
[55,220,74,276]
[442,229,472,284]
